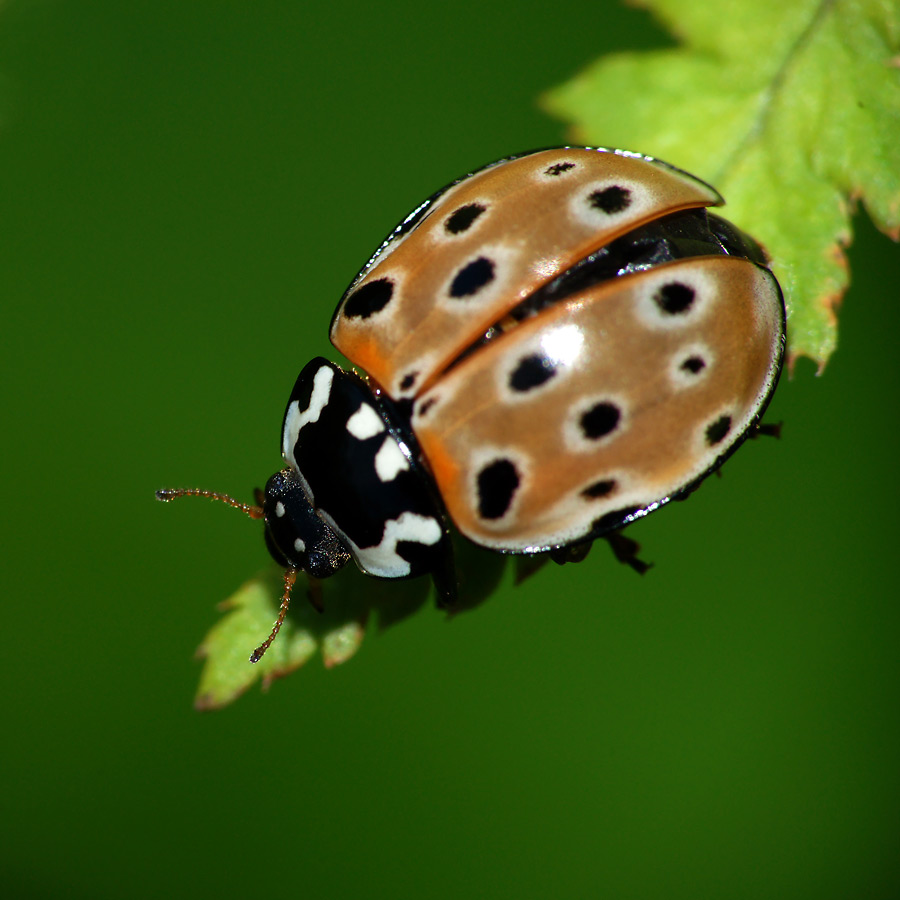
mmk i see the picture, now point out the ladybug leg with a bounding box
[431,568,459,610]
[430,540,459,611]
[514,554,548,583]
[751,421,783,439]
[605,532,652,575]
[549,541,592,565]
[306,575,324,613]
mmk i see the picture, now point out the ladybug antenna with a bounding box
[157,488,298,662]
[250,568,298,663]
[155,488,265,520]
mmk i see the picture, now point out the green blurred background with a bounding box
[2,1,898,898]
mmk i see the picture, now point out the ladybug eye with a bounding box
[344,277,394,319]
[588,185,632,214]
[445,203,486,235]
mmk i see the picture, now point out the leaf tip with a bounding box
[194,692,221,712]
[786,351,828,379]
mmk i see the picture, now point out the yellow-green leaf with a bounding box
[191,538,507,708]
[194,569,368,710]
[542,0,900,369]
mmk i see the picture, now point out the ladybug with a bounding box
[158,147,785,662]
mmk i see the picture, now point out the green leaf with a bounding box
[192,538,509,709]
[194,568,367,710]
[542,0,900,370]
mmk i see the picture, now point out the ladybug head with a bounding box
[261,468,351,579]
[155,469,351,663]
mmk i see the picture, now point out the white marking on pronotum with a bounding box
[359,512,442,577]
[294,537,306,553]
[374,437,410,482]
[275,502,286,518]
[346,403,385,440]
[320,509,442,579]
[282,365,334,466]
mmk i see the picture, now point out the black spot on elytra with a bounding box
[450,257,495,298]
[399,371,418,391]
[681,355,706,374]
[580,402,621,439]
[416,397,436,418]
[545,161,576,176]
[344,278,394,319]
[588,185,631,214]
[706,415,732,446]
[509,354,557,392]
[655,282,695,315]
[445,203,486,234]
[477,459,520,520]
[581,479,617,499]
